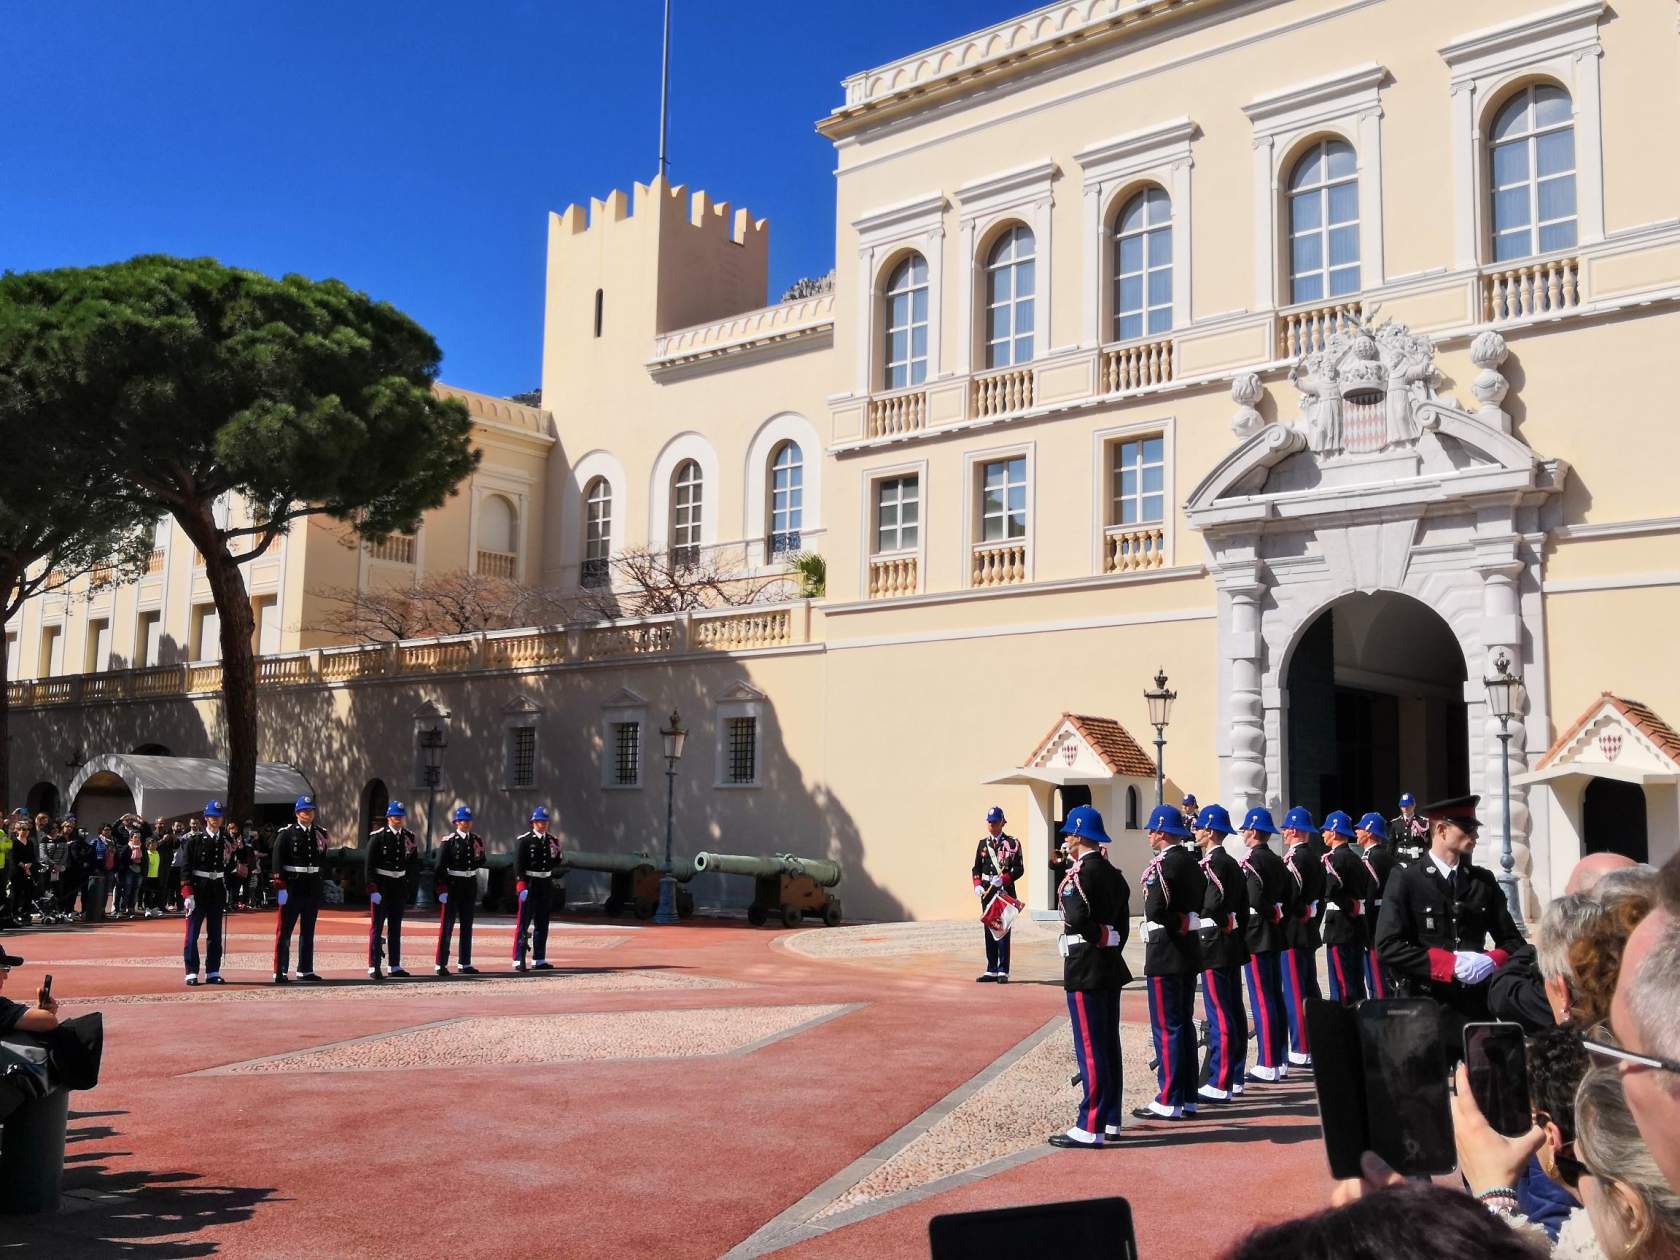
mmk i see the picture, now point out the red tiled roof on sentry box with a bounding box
[1537,692,1680,769]
[1026,712,1157,777]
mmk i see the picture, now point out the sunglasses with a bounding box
[1584,1023,1680,1077]
[1533,1114,1589,1191]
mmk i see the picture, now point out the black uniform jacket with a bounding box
[1389,815,1430,868]
[1242,844,1290,955]
[364,827,419,890]
[1283,842,1326,951]
[271,823,327,896]
[1321,844,1374,946]
[514,831,560,886]
[1486,943,1555,1034]
[179,830,230,904]
[1142,844,1205,976]
[434,832,486,891]
[1362,841,1396,947]
[1373,856,1523,1004]
[971,833,1025,912]
[1059,850,1132,992]
[1197,844,1251,970]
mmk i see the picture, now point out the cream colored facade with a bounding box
[8,0,1680,921]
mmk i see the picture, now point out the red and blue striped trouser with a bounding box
[1200,965,1248,1091]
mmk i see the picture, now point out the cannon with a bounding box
[556,849,695,920]
[690,851,842,928]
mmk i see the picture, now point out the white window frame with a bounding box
[1075,120,1195,348]
[502,698,542,792]
[956,161,1055,373]
[743,413,823,571]
[1112,185,1175,343]
[583,475,613,588]
[977,455,1029,544]
[1286,138,1362,304]
[1487,83,1578,263]
[853,193,947,396]
[669,458,704,564]
[599,689,648,791]
[1440,1,1605,269]
[713,683,767,790]
[1090,418,1177,574]
[648,433,721,563]
[882,254,930,390]
[1244,64,1387,310]
[982,224,1037,370]
[861,458,928,596]
[962,441,1035,587]
[566,450,627,592]
[767,440,804,558]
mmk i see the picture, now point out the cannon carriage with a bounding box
[691,851,842,927]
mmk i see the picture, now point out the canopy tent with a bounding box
[66,754,313,827]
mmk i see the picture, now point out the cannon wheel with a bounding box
[821,898,842,928]
[746,904,768,927]
[603,896,623,917]
[632,896,656,920]
[779,904,803,929]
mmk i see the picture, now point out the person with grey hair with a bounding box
[1574,1064,1680,1257]
[1604,887,1680,1195]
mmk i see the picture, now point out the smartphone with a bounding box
[1464,1021,1532,1138]
[1306,998,1369,1180]
[930,1198,1136,1259]
[39,974,52,1005]
[1360,998,1455,1177]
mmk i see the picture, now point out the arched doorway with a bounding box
[131,743,171,757]
[360,778,390,841]
[1582,778,1647,863]
[1285,592,1469,823]
[24,781,60,819]
[1046,784,1092,910]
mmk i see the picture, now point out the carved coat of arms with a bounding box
[1288,316,1441,457]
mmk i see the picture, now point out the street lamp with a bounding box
[654,709,687,926]
[1144,668,1176,808]
[415,706,449,909]
[1484,650,1527,927]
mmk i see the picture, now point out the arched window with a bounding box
[670,459,703,567]
[883,255,929,389]
[582,477,612,588]
[984,225,1036,368]
[1490,84,1576,262]
[476,494,518,578]
[768,441,803,557]
[1113,188,1172,342]
[1288,139,1359,304]
[1125,785,1141,831]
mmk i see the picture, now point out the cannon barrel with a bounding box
[558,850,695,882]
[692,851,841,888]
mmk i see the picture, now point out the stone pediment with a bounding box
[1536,693,1680,779]
[1025,713,1156,779]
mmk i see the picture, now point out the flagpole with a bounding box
[657,0,672,179]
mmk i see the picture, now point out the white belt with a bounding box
[375,868,407,879]
[523,871,552,879]
[283,865,319,874]
[445,869,475,878]
[191,869,222,879]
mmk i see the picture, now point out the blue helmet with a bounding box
[985,806,1006,824]
[1193,804,1236,835]
[294,796,317,813]
[1181,794,1199,811]
[1399,792,1416,808]
[1281,806,1317,834]
[1322,810,1356,840]
[1240,807,1279,835]
[385,801,406,818]
[1059,804,1111,846]
[203,799,225,819]
[1146,803,1191,838]
[451,805,473,823]
[1357,812,1388,839]
[530,806,550,823]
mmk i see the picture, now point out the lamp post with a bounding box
[1144,668,1176,808]
[1483,650,1527,928]
[416,709,449,910]
[654,709,687,926]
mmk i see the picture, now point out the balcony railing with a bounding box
[1482,255,1580,322]
[971,540,1027,588]
[866,386,927,438]
[971,365,1035,419]
[1100,337,1175,393]
[1279,299,1365,359]
[475,549,517,579]
[145,549,165,575]
[692,608,791,650]
[1104,524,1166,574]
[367,534,416,564]
[867,553,918,599]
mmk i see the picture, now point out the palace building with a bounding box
[8,0,1680,920]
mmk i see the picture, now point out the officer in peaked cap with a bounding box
[1192,805,1250,1103]
[365,801,420,980]
[1319,811,1374,1005]
[972,806,1025,983]
[1179,794,1200,841]
[1279,806,1325,1067]
[1048,804,1130,1149]
[513,807,562,972]
[1239,807,1291,1082]
[434,805,486,976]
[1355,812,1395,997]
[1135,803,1205,1121]
[1390,792,1430,868]
[272,795,328,983]
[1374,794,1523,1052]
[180,800,232,986]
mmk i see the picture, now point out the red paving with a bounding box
[2,910,1331,1257]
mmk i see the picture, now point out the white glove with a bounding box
[1453,950,1496,984]
[438,891,448,905]
[973,885,985,898]
[184,896,196,915]
[1102,926,1122,947]
[989,874,1003,888]
[276,889,288,907]
[370,891,382,906]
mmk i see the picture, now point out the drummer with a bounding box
[972,806,1025,983]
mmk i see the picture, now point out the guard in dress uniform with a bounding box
[1373,794,1523,1054]
[364,801,420,980]
[181,800,232,986]
[271,796,327,983]
[1136,803,1205,1121]
[971,806,1025,983]
[1389,792,1430,868]
[1192,805,1250,1103]
[1240,808,1291,1082]
[1179,795,1200,840]
[1279,806,1325,1067]
[1048,805,1131,1149]
[1320,811,1374,1004]
[434,806,486,976]
[1356,812,1394,997]
[513,806,561,972]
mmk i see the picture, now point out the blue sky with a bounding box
[1,1,1031,397]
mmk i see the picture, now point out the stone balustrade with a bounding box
[475,549,517,579]
[866,387,927,438]
[970,541,1027,588]
[971,365,1035,418]
[1104,524,1166,573]
[367,534,416,564]
[1100,337,1175,393]
[1483,256,1581,322]
[692,607,791,650]
[867,554,918,598]
[1279,299,1364,359]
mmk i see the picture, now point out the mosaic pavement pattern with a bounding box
[199,1003,856,1074]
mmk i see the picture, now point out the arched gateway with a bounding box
[1185,322,1566,910]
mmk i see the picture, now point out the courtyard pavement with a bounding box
[1,907,1333,1257]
